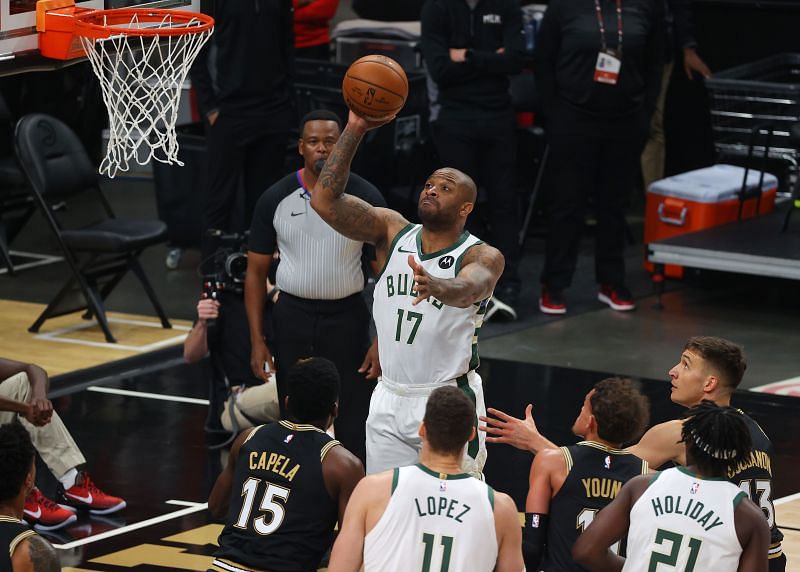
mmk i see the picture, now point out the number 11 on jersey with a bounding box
[421,532,454,572]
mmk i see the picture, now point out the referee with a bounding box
[245,110,386,463]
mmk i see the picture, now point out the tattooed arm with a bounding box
[310,111,408,248]
[410,243,504,308]
[12,534,60,572]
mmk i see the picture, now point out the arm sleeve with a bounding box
[468,1,524,75]
[643,0,666,118]
[293,0,339,22]
[421,1,481,88]
[189,0,219,117]
[248,187,281,255]
[534,0,561,116]
[669,0,697,49]
[522,513,549,571]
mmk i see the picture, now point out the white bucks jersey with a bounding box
[364,464,498,572]
[624,467,747,572]
[373,224,489,384]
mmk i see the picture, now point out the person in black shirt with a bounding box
[421,0,524,320]
[208,357,364,572]
[535,0,664,314]
[523,377,650,571]
[246,110,386,464]
[191,0,294,265]
[0,424,59,571]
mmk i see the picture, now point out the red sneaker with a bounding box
[24,488,77,531]
[61,472,126,515]
[598,285,636,311]
[539,287,567,315]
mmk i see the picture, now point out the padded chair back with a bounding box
[14,113,99,201]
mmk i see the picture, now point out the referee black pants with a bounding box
[271,292,373,464]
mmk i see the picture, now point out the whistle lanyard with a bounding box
[594,0,623,56]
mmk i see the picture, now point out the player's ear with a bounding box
[297,137,304,156]
[331,402,339,420]
[419,421,427,440]
[283,396,290,414]
[703,375,719,394]
[468,426,476,442]
[25,460,35,495]
[460,202,474,217]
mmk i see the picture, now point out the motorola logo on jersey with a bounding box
[439,255,455,269]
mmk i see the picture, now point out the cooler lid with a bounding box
[647,164,778,203]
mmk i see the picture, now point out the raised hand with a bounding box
[479,404,556,453]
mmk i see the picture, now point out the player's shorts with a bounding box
[365,370,486,477]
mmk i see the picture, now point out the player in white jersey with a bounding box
[310,111,504,475]
[573,401,769,572]
[327,386,523,572]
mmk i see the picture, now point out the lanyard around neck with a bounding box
[594,0,623,56]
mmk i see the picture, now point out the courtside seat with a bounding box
[14,113,171,343]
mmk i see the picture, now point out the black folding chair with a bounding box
[15,113,171,343]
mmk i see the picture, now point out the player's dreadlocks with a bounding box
[681,400,752,477]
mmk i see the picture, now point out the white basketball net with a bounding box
[79,12,213,178]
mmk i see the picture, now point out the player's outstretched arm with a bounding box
[480,404,558,453]
[208,427,255,519]
[310,111,408,247]
[409,243,504,308]
[572,476,648,572]
[735,497,770,572]
[626,419,686,468]
[494,491,525,572]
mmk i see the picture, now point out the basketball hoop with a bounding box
[37,2,214,177]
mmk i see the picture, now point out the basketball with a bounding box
[342,55,409,120]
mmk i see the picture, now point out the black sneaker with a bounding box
[597,284,636,311]
[539,287,567,315]
[486,295,518,322]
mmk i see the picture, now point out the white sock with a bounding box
[59,468,78,490]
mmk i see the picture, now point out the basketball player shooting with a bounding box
[310,109,505,476]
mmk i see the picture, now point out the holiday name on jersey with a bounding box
[249,451,300,482]
[385,274,444,310]
[414,496,471,523]
[650,495,725,532]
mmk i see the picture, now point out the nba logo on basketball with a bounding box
[284,434,294,444]
[604,455,611,469]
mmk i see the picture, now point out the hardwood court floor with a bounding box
[0,300,191,377]
[33,357,800,570]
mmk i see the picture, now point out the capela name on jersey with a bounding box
[249,451,300,482]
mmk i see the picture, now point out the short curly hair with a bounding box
[0,423,35,503]
[590,377,650,446]
[286,357,340,423]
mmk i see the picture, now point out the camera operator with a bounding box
[246,110,386,464]
[184,236,280,432]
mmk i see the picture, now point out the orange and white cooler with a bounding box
[644,164,778,277]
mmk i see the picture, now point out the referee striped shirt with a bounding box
[249,169,386,300]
